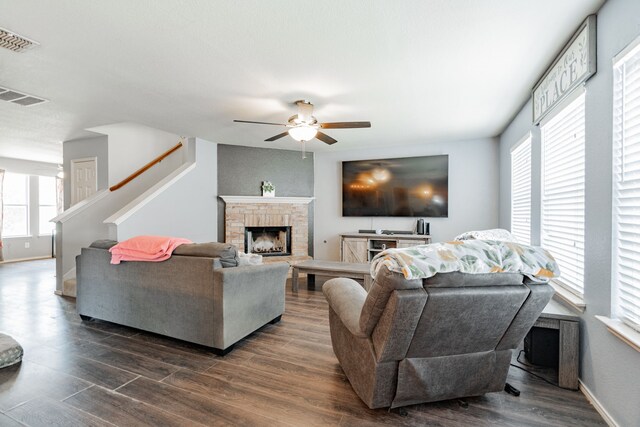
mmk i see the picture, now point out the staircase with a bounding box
[53,134,218,297]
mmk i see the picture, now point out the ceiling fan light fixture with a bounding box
[234,99,371,145]
[288,125,317,142]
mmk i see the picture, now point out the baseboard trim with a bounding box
[579,380,618,427]
[0,256,53,264]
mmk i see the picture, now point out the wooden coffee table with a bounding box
[291,260,373,293]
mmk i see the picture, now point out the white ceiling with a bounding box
[0,0,604,164]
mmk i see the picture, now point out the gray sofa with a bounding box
[323,266,554,409]
[76,240,289,355]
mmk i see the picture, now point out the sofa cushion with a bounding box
[424,272,524,288]
[173,242,239,267]
[89,239,118,250]
[0,333,23,369]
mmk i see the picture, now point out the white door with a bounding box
[70,158,97,205]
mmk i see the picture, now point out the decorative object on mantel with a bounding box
[234,100,371,159]
[532,15,596,124]
[261,181,275,197]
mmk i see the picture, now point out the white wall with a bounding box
[0,157,58,261]
[314,138,499,261]
[499,0,640,424]
[108,138,218,242]
[0,157,58,177]
[88,122,183,187]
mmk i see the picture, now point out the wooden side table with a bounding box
[534,299,580,390]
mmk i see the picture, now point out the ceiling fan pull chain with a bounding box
[302,141,307,159]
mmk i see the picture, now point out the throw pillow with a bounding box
[237,251,263,266]
[173,242,240,268]
[454,228,518,243]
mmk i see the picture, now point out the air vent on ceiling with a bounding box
[0,27,39,52]
[0,86,47,107]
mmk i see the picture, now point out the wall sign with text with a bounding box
[532,15,596,124]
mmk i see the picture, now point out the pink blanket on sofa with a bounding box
[109,235,192,265]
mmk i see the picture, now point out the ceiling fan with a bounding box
[234,100,371,145]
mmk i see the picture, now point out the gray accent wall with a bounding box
[217,144,314,255]
[62,135,108,210]
[499,0,640,424]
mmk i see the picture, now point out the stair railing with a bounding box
[109,138,184,192]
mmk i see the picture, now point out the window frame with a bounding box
[611,35,640,333]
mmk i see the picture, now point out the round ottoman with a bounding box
[0,333,23,368]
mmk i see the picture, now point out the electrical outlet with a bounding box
[24,242,30,249]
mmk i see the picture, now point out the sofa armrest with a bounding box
[323,278,368,338]
[213,262,289,349]
[212,257,223,269]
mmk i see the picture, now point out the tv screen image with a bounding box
[342,155,448,217]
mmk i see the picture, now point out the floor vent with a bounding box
[0,27,39,52]
[0,86,47,107]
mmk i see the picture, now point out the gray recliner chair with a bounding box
[323,266,554,409]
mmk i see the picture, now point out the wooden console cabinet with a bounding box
[340,233,431,263]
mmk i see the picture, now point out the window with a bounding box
[511,136,532,245]
[38,176,57,235]
[2,173,29,237]
[541,93,586,298]
[612,39,640,332]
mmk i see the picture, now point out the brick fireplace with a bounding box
[220,196,314,264]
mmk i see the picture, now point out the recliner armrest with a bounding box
[323,278,368,338]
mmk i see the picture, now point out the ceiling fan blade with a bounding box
[265,131,290,142]
[320,121,371,129]
[234,120,288,127]
[315,131,338,145]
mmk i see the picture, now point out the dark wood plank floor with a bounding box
[0,259,606,426]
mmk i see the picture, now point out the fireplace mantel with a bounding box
[219,195,314,204]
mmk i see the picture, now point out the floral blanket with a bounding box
[370,240,560,281]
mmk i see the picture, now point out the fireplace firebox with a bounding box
[244,226,292,257]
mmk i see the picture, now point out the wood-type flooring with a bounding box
[0,259,606,426]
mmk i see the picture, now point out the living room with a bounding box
[1,0,639,426]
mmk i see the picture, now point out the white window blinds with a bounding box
[541,93,586,297]
[2,172,29,237]
[613,40,640,331]
[511,136,532,245]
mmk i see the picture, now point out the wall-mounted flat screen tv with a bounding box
[342,155,448,217]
